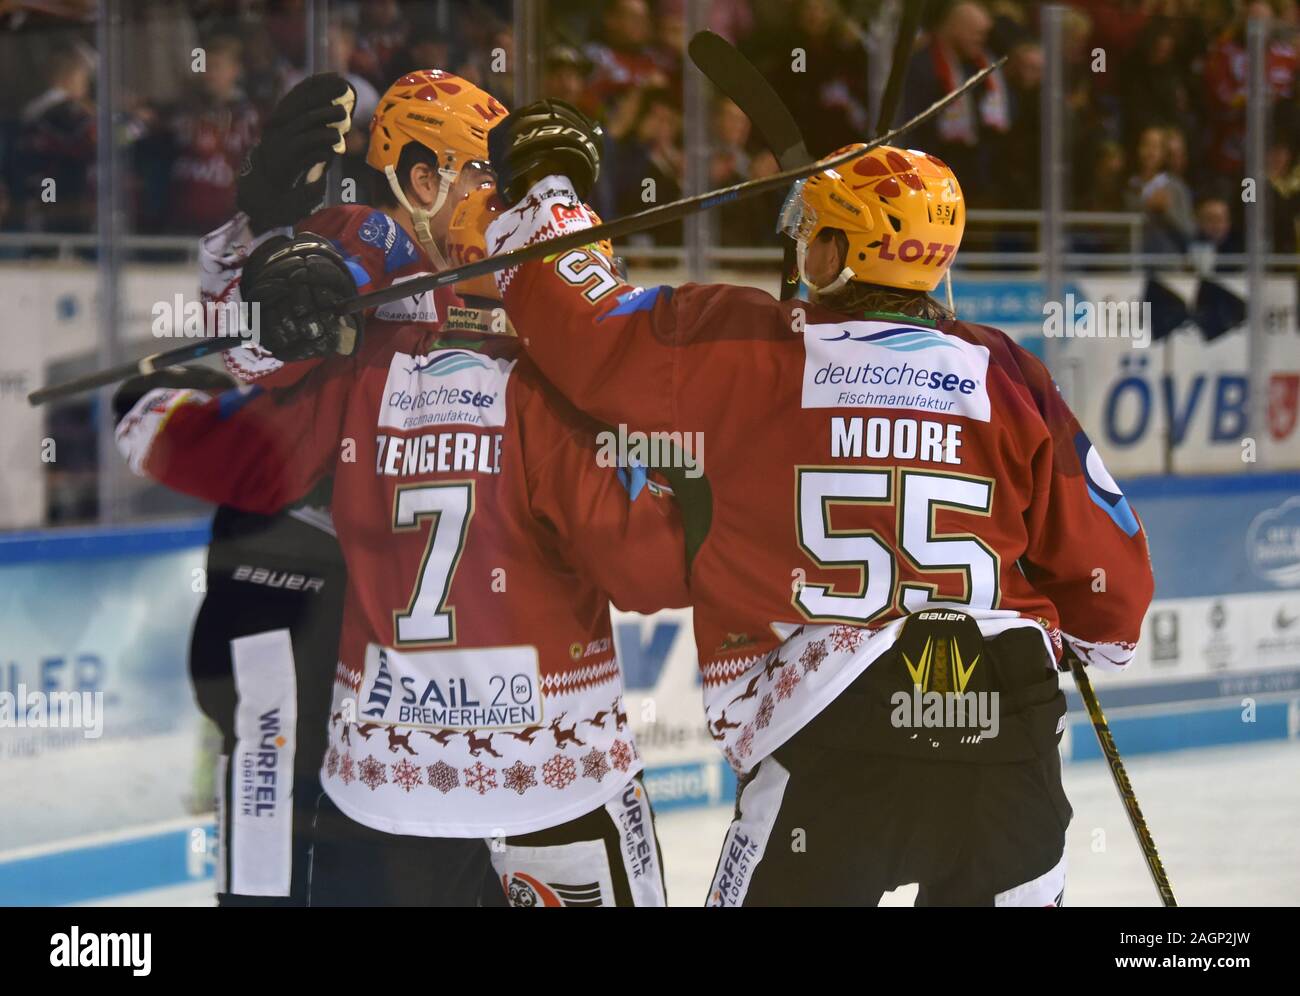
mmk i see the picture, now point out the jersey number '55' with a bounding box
[794,467,1000,625]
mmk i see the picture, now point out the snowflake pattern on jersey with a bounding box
[755,693,775,730]
[339,752,355,785]
[326,747,340,778]
[735,725,755,758]
[464,761,498,795]
[581,748,610,782]
[543,754,576,790]
[829,625,865,654]
[609,739,633,772]
[427,760,458,794]
[799,640,828,674]
[775,664,801,701]
[502,760,538,795]
[359,755,388,791]
[391,757,422,792]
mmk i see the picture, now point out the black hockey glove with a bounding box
[112,365,236,423]
[488,98,602,206]
[240,233,363,361]
[237,73,356,234]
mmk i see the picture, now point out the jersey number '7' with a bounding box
[392,482,475,645]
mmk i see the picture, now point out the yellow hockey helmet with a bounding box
[367,69,507,179]
[779,144,964,293]
[367,70,508,267]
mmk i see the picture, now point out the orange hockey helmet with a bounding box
[778,144,964,294]
[445,181,507,301]
[367,69,508,266]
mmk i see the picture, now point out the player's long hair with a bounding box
[817,280,954,321]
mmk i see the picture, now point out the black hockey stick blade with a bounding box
[688,29,810,300]
[336,55,1005,318]
[27,56,1004,406]
[875,1,929,136]
[27,336,249,406]
[688,30,810,170]
[1068,653,1178,907]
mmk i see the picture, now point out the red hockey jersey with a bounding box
[487,175,1155,771]
[118,325,688,835]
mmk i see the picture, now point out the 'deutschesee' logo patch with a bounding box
[802,322,991,421]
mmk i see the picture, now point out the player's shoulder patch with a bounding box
[600,284,669,318]
[353,209,422,274]
[801,318,992,421]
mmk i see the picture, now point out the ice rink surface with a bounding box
[657,740,1300,907]
[95,740,1300,907]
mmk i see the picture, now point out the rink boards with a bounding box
[1,471,1297,903]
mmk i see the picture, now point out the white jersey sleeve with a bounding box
[199,211,292,383]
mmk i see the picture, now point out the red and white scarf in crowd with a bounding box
[931,42,1009,145]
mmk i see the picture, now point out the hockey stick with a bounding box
[875,1,928,135]
[1068,652,1178,907]
[27,57,1004,407]
[686,30,810,300]
[873,2,957,312]
[26,337,253,407]
[334,55,1001,316]
[688,30,810,171]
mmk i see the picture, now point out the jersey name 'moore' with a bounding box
[375,431,503,477]
[831,416,963,465]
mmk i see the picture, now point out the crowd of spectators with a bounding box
[0,0,1297,257]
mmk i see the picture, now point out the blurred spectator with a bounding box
[1188,193,1243,271]
[17,42,96,233]
[992,36,1042,209]
[1125,124,1196,252]
[154,33,261,234]
[1078,138,1128,213]
[1268,107,1300,252]
[352,0,408,89]
[541,44,589,106]
[652,0,687,84]
[710,97,781,245]
[1122,15,1195,147]
[608,86,683,245]
[582,0,672,121]
[779,0,870,154]
[240,25,292,114]
[904,1,1009,201]
[1203,1,1298,179]
[386,8,452,83]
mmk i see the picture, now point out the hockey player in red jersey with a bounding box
[202,69,503,387]
[119,75,686,907]
[476,105,1156,906]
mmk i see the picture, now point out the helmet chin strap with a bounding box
[796,238,856,300]
[384,163,454,271]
